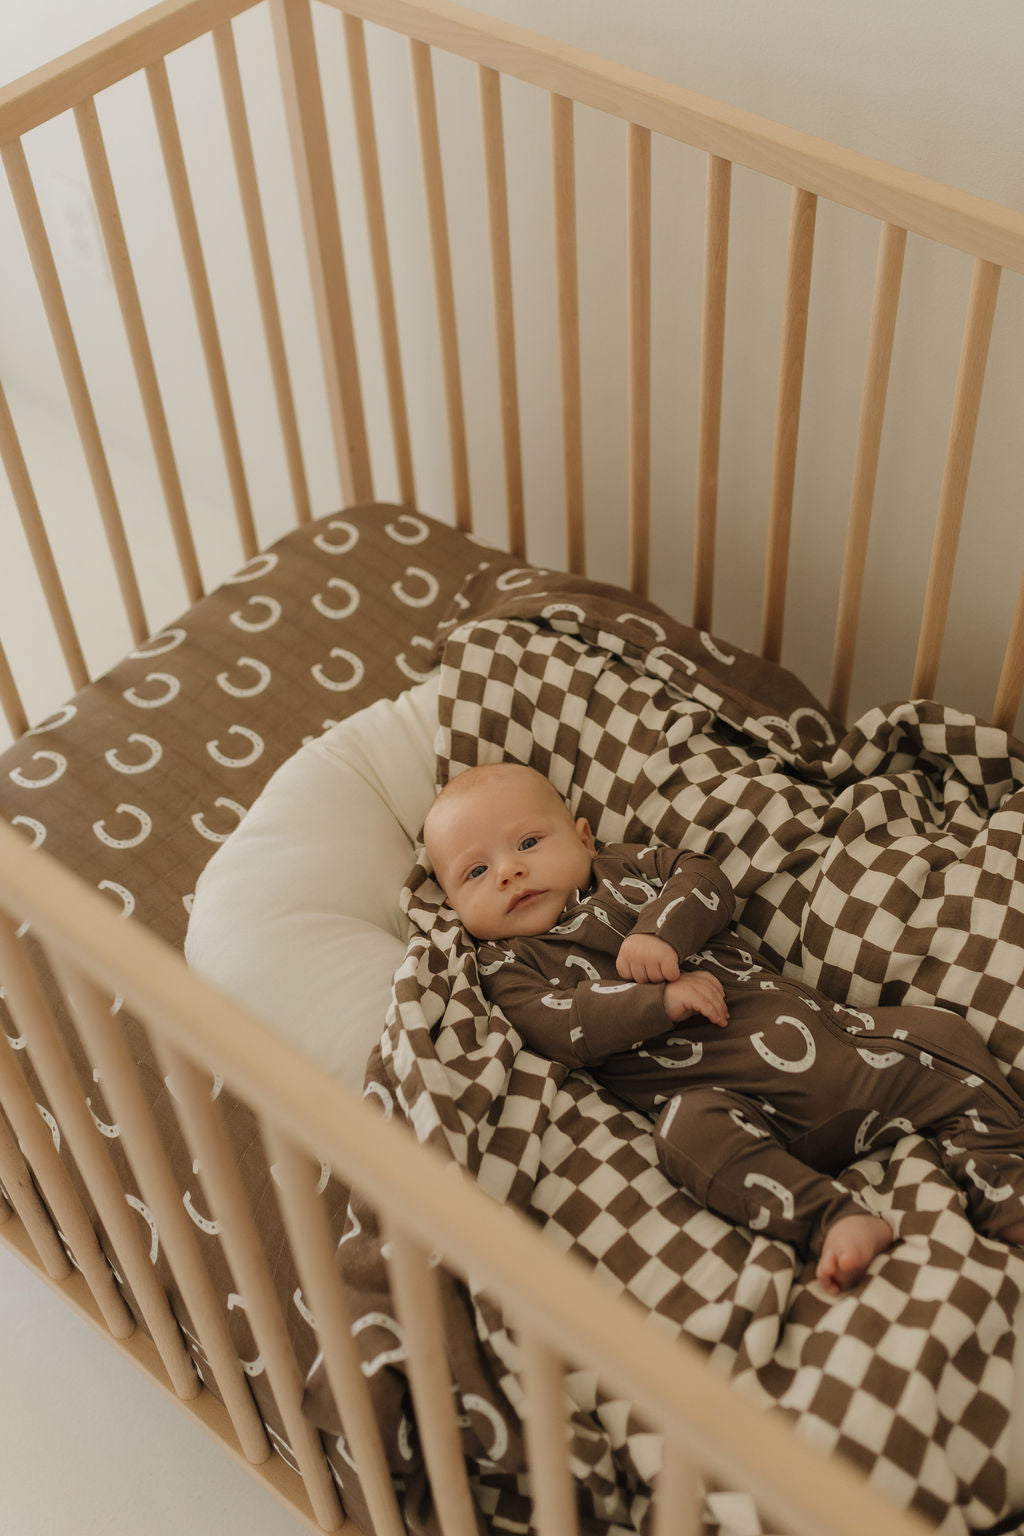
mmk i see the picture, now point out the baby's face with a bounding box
[426,766,595,941]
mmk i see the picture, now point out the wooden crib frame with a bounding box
[1,1,1023,1532]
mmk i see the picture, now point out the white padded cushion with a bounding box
[185,676,439,1089]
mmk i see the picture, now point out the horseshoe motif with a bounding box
[206,724,264,768]
[461,1394,509,1462]
[216,657,271,698]
[11,816,46,847]
[266,1426,299,1471]
[857,1048,904,1069]
[566,954,601,981]
[641,1040,704,1068]
[126,1195,159,1262]
[700,633,736,666]
[129,628,186,658]
[26,704,77,734]
[854,1111,915,1155]
[591,981,636,995]
[385,512,429,544]
[9,750,67,789]
[964,1159,1015,1202]
[311,648,365,692]
[229,595,281,633]
[541,993,573,1010]
[751,1015,817,1074]
[618,613,666,643]
[123,672,180,708]
[37,1103,61,1151]
[396,650,437,683]
[744,1172,796,1228]
[105,733,162,775]
[352,1311,405,1377]
[184,1168,221,1235]
[649,645,697,676]
[227,1293,265,1377]
[539,602,585,624]
[729,1107,772,1139]
[609,877,656,911]
[223,552,279,583]
[191,797,247,843]
[496,569,537,591]
[313,519,359,554]
[87,1069,120,1138]
[312,578,360,620]
[391,567,439,608]
[93,804,152,849]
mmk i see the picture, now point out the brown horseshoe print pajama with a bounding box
[477,843,1024,1256]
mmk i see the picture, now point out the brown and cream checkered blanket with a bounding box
[313,563,1024,1536]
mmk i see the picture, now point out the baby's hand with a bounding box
[663,970,728,1027]
[617,933,680,983]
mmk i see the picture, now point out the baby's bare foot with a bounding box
[994,1217,1024,1246]
[816,1213,893,1296]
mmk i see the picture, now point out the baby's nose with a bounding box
[498,853,527,884]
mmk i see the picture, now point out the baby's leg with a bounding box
[654,1088,883,1282]
[816,1213,894,1296]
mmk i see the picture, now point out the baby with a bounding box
[424,761,1024,1295]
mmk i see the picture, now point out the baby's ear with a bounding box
[576,817,595,851]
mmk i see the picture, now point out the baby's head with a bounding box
[423,762,595,940]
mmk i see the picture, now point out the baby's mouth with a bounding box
[507,889,544,913]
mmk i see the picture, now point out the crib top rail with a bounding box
[1,0,1022,277]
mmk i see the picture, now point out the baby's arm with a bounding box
[617,935,727,1024]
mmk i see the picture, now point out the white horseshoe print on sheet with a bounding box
[226,1293,265,1377]
[223,552,279,583]
[396,637,437,682]
[93,804,152,849]
[700,632,736,666]
[183,1160,220,1235]
[191,797,247,843]
[229,595,281,633]
[313,518,359,554]
[105,733,162,774]
[751,1015,817,1073]
[216,657,271,698]
[352,1312,405,1377]
[744,1172,796,1229]
[385,512,429,544]
[87,1068,119,1138]
[312,649,365,692]
[649,645,697,676]
[129,628,186,658]
[618,613,666,643]
[26,703,77,733]
[37,1103,61,1152]
[964,1160,1015,1202]
[312,578,360,620]
[11,816,46,847]
[9,750,66,789]
[461,1394,509,1462]
[126,1195,160,1263]
[206,725,264,768]
[391,567,439,607]
[123,672,180,708]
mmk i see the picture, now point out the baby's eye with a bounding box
[467,864,487,881]
[519,836,539,850]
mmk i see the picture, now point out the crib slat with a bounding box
[344,13,417,511]
[551,93,585,572]
[0,379,88,696]
[61,961,271,1465]
[0,1055,76,1281]
[213,20,312,527]
[480,64,525,556]
[74,96,204,602]
[628,123,652,598]
[653,1438,703,1536]
[270,0,372,510]
[1,138,148,647]
[0,638,29,741]
[762,185,817,664]
[993,571,1024,734]
[385,1225,481,1536]
[410,39,472,532]
[519,1328,580,1536]
[263,1125,407,1536]
[146,58,258,560]
[156,1039,343,1530]
[0,925,203,1388]
[693,154,731,633]
[912,257,1001,700]
[829,221,907,721]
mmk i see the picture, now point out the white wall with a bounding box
[1,0,1022,732]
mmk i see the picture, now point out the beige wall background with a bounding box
[1,0,1022,736]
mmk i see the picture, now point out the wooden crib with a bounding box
[1,2,1022,1534]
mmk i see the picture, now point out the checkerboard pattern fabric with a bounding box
[309,564,1024,1535]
